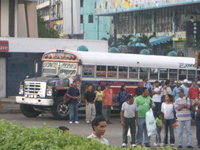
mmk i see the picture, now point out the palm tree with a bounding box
[117,34,134,46]
[136,34,155,49]
[101,36,115,47]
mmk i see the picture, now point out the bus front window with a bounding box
[58,63,77,77]
[42,62,58,76]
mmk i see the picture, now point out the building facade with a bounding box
[37,0,112,40]
[95,0,200,55]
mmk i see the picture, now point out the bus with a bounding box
[16,49,199,120]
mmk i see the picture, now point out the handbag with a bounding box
[63,92,71,105]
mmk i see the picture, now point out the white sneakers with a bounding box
[131,144,136,147]
[121,143,127,147]
[154,142,158,146]
[69,121,79,124]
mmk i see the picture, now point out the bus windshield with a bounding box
[42,62,77,77]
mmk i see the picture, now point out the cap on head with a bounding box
[139,80,144,84]
[183,79,188,84]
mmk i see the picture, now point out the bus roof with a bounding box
[68,50,195,69]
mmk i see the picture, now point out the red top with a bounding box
[103,89,113,106]
[188,86,199,99]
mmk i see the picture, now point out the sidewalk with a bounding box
[0,97,21,114]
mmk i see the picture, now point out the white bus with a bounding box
[16,49,198,120]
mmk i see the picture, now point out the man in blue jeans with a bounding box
[134,87,155,147]
[67,80,80,124]
[175,89,193,149]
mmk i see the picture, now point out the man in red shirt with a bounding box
[188,80,199,119]
[102,83,113,124]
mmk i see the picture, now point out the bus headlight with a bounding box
[19,85,24,95]
[47,88,53,96]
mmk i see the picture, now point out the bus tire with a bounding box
[20,104,41,117]
[51,96,69,120]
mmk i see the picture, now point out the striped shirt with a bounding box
[175,96,191,121]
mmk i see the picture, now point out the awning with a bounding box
[150,36,174,46]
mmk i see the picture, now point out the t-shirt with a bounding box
[152,87,162,103]
[161,102,175,120]
[156,118,162,126]
[180,84,188,97]
[67,86,80,104]
[103,89,113,106]
[135,87,143,97]
[170,84,176,91]
[172,87,179,101]
[188,86,199,99]
[175,96,191,121]
[163,86,172,96]
[84,91,96,103]
[87,133,109,145]
[134,95,155,118]
[121,102,138,118]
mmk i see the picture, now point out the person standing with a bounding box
[175,89,193,149]
[163,80,172,99]
[170,79,176,91]
[172,81,181,101]
[192,93,200,148]
[152,81,162,117]
[180,79,189,97]
[154,112,164,147]
[134,87,155,147]
[120,94,138,148]
[95,85,103,117]
[143,76,153,96]
[117,84,128,112]
[188,80,199,119]
[102,83,113,124]
[160,80,165,103]
[67,80,80,124]
[135,80,144,97]
[161,94,175,146]
[85,84,96,124]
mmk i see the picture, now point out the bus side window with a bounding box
[197,70,200,81]
[150,68,158,80]
[107,66,117,78]
[178,69,187,80]
[82,65,94,78]
[119,66,128,79]
[96,65,106,78]
[160,68,168,80]
[139,67,148,79]
[169,69,177,80]
[188,70,195,81]
[129,67,138,79]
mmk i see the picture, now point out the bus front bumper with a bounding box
[16,96,53,106]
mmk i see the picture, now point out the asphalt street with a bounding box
[0,113,199,149]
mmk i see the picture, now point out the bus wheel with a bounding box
[51,96,69,120]
[20,104,41,117]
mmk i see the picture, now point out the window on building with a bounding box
[80,15,83,23]
[9,0,15,37]
[80,0,83,7]
[88,15,93,23]
[57,4,60,18]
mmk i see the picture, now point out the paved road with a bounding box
[0,113,198,149]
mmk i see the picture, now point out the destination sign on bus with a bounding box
[42,51,78,61]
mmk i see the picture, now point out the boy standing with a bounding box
[120,94,138,147]
[85,84,96,124]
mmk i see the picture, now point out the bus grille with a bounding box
[24,82,46,98]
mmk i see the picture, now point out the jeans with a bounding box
[137,118,150,145]
[69,103,78,122]
[196,116,200,146]
[102,105,111,122]
[155,127,162,144]
[178,120,192,146]
[123,118,136,144]
[95,101,102,116]
[163,119,175,144]
[153,102,161,118]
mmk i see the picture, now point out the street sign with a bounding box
[0,41,9,52]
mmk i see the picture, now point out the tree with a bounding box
[117,34,134,46]
[37,11,60,38]
[136,34,155,49]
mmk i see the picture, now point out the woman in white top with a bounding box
[161,94,175,146]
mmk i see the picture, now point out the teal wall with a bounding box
[80,0,111,40]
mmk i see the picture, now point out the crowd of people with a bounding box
[65,78,200,148]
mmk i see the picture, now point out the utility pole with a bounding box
[71,0,74,38]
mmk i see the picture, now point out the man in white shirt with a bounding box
[152,81,162,117]
[87,116,109,145]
